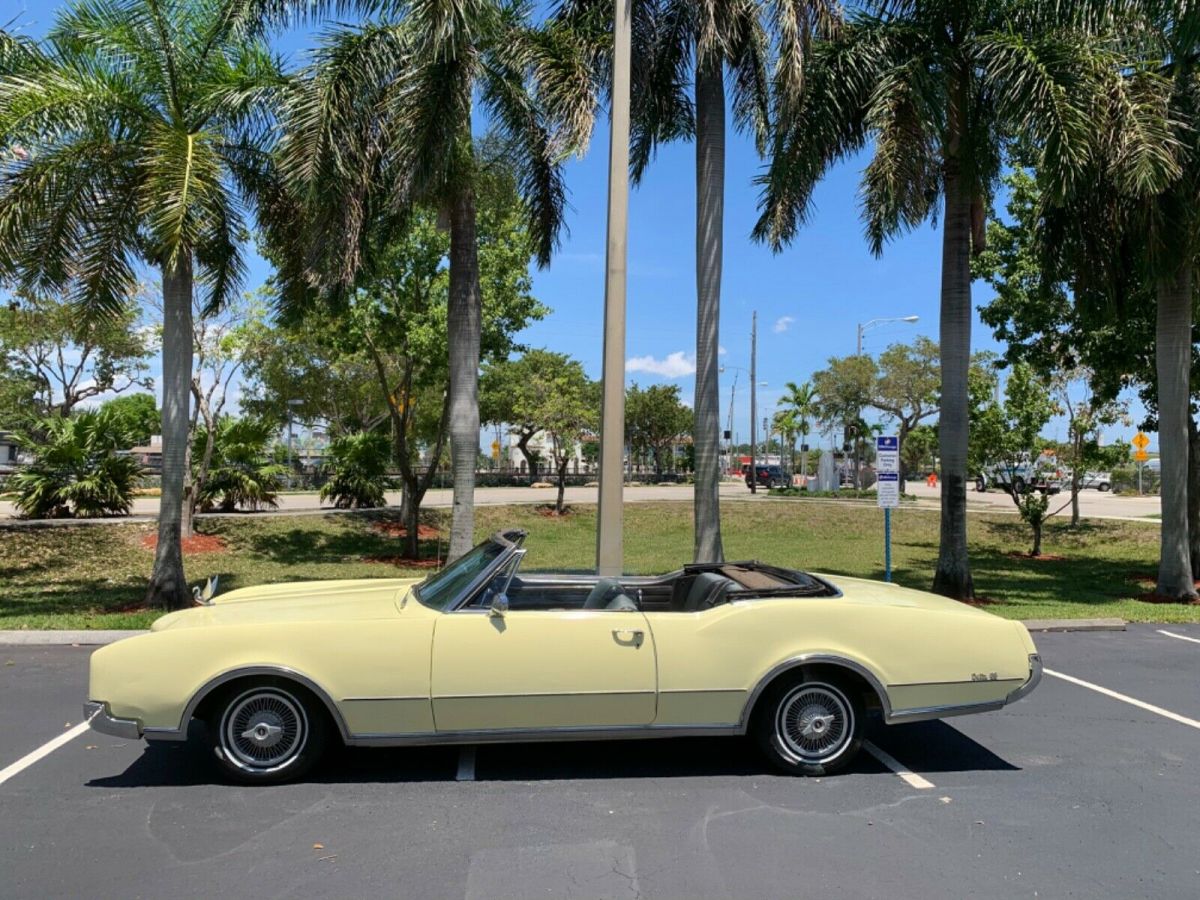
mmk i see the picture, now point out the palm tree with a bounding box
[754,0,1159,599]
[274,3,591,561]
[0,0,286,609]
[1041,0,1198,599]
[780,380,816,477]
[556,0,837,562]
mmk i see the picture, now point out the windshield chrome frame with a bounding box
[412,530,526,613]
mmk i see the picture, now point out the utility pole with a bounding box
[749,311,758,495]
[596,0,632,576]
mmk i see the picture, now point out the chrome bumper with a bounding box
[83,701,142,740]
[1005,654,1043,705]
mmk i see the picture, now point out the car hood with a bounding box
[149,577,424,631]
[814,573,997,617]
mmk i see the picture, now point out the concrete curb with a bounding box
[1022,618,1127,632]
[0,630,148,646]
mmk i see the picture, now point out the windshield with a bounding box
[413,540,507,611]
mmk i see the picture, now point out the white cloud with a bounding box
[718,345,728,356]
[773,315,795,334]
[626,351,696,379]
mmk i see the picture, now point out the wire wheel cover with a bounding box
[776,683,852,763]
[222,689,307,771]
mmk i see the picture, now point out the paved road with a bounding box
[2,625,1197,898]
[0,479,1161,523]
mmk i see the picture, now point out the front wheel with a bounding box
[753,677,863,776]
[1098,482,1111,492]
[207,682,329,784]
[975,477,987,492]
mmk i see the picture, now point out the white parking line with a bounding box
[1157,629,1200,646]
[456,746,477,782]
[1044,669,1200,730]
[863,740,934,790]
[0,722,90,787]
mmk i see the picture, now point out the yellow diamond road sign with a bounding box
[1134,448,1150,463]
[1132,432,1150,450]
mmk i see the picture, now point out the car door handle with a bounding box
[612,629,644,647]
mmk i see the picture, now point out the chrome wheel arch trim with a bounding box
[144,664,352,744]
[738,653,893,730]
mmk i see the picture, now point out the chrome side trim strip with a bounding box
[889,678,1023,689]
[342,696,427,703]
[738,653,893,728]
[885,700,1006,724]
[84,701,142,740]
[435,689,655,701]
[345,723,739,748]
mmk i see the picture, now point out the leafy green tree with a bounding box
[99,394,160,448]
[0,0,288,609]
[194,418,285,513]
[872,337,940,490]
[0,291,151,431]
[971,364,1057,555]
[901,423,938,477]
[498,352,597,513]
[11,410,144,518]
[754,0,1161,598]
[560,0,838,563]
[625,383,692,479]
[274,6,587,562]
[482,350,581,481]
[320,431,393,513]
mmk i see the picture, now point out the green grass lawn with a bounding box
[0,501,1194,629]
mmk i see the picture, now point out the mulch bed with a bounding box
[140,533,228,554]
[1005,551,1067,562]
[962,596,1005,607]
[363,555,442,568]
[534,504,572,517]
[370,521,441,540]
[1128,572,1200,604]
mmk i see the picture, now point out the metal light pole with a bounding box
[749,311,758,494]
[596,0,632,576]
[857,315,919,355]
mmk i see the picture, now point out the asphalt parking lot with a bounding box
[2,625,1198,900]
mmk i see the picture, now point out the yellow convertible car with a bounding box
[86,530,1041,784]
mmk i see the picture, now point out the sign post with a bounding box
[1132,433,1150,495]
[876,436,900,582]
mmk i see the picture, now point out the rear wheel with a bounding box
[206,681,329,784]
[1098,482,1111,492]
[975,476,987,492]
[752,676,863,776]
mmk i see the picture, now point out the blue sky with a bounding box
[8,1,1148,452]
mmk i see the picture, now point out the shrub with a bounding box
[11,411,144,518]
[196,418,286,512]
[320,431,392,509]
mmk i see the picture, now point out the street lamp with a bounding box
[857,315,919,355]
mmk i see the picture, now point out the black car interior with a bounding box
[480,561,836,613]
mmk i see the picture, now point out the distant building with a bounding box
[0,431,21,475]
[125,435,163,473]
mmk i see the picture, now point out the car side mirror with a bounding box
[489,593,509,618]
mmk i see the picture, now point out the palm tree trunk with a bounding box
[145,255,194,610]
[1155,267,1197,599]
[1188,415,1198,580]
[693,53,725,564]
[447,187,482,561]
[931,159,975,600]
